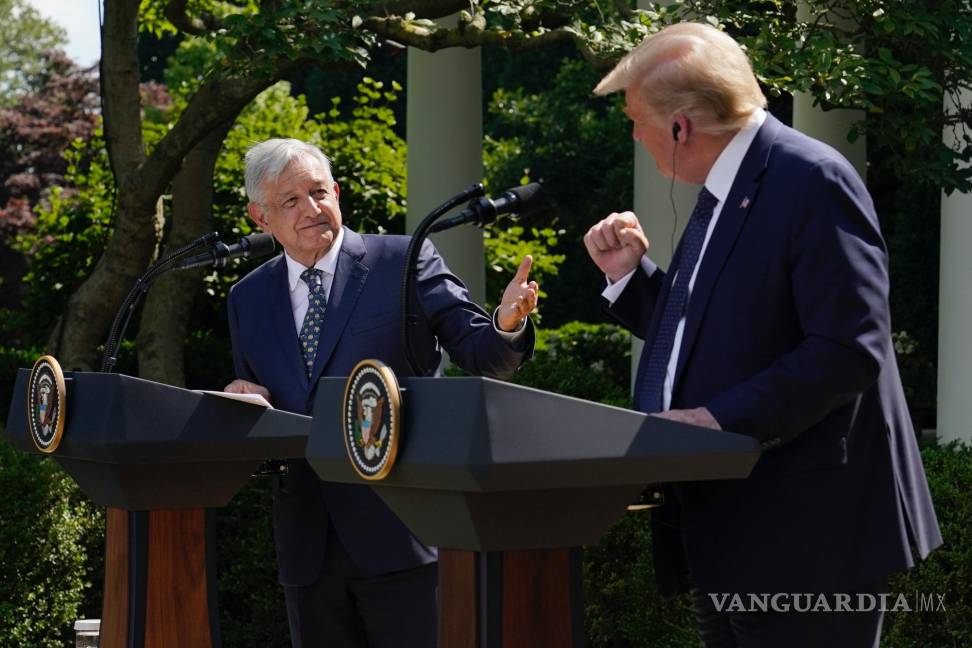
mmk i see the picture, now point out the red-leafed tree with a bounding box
[0,51,99,313]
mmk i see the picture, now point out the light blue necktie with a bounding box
[634,187,718,413]
[298,268,327,378]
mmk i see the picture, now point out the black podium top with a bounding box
[5,370,310,509]
[308,377,761,551]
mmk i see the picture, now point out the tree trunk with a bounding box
[136,123,232,386]
[49,0,157,371]
[50,0,287,371]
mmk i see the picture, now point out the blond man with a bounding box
[586,23,940,647]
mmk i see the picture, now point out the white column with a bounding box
[937,90,972,444]
[406,40,484,303]
[791,96,867,179]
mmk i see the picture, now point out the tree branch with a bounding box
[164,0,222,36]
[101,0,144,192]
[136,59,302,209]
[364,0,469,20]
[362,16,612,69]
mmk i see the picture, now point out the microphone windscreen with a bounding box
[507,182,544,214]
[245,233,276,257]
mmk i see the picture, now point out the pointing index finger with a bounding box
[514,255,533,283]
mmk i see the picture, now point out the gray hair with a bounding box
[244,138,334,205]
[595,23,766,134]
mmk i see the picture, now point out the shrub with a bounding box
[512,321,632,407]
[0,443,103,647]
[882,442,972,647]
[584,511,697,648]
[216,479,289,648]
[0,346,36,424]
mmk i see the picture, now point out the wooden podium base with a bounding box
[100,508,220,648]
[96,510,583,648]
[438,548,585,648]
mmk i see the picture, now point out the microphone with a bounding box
[428,183,544,233]
[174,233,276,270]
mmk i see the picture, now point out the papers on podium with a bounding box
[194,390,273,409]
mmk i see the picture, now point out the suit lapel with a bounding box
[264,255,307,386]
[309,228,369,382]
[671,115,781,393]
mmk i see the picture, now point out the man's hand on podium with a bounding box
[224,379,272,405]
[653,407,720,430]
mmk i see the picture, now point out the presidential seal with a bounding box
[343,359,401,481]
[27,355,66,453]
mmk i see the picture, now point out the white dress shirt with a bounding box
[285,227,345,332]
[603,108,767,410]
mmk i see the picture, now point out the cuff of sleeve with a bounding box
[602,267,638,305]
[492,307,527,338]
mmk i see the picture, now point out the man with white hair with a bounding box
[585,23,941,646]
[225,138,538,647]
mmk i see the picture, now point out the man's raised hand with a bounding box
[583,212,650,282]
[497,255,539,332]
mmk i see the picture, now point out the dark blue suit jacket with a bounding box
[610,114,942,594]
[228,228,534,585]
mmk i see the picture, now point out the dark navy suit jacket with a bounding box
[228,228,534,586]
[609,114,942,595]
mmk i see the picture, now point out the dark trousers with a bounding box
[691,581,887,648]
[283,523,438,648]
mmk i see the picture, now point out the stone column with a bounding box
[937,90,972,443]
[406,40,485,302]
[791,97,867,178]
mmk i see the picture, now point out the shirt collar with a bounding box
[704,108,767,204]
[285,226,345,292]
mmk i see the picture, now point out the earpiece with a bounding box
[671,122,681,142]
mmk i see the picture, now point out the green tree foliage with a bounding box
[697,0,972,194]
[511,321,632,406]
[0,0,67,103]
[483,225,565,315]
[883,442,972,647]
[160,36,404,239]
[8,136,115,349]
[0,442,103,647]
[215,479,288,648]
[484,55,632,325]
[585,512,697,648]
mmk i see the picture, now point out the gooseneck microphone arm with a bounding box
[100,231,221,373]
[400,183,486,376]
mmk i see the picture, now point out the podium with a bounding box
[308,377,761,648]
[5,370,761,647]
[4,369,310,648]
